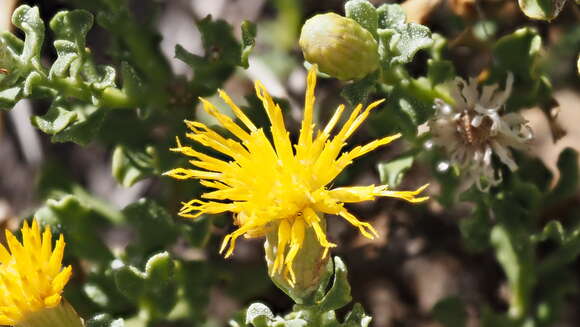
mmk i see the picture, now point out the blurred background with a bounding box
[1,0,579,326]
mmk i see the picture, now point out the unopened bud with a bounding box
[299,13,379,81]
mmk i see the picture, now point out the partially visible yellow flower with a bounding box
[165,66,428,284]
[0,220,72,326]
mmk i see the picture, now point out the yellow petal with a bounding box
[375,183,430,203]
[199,97,251,141]
[338,209,378,239]
[272,220,291,275]
[218,89,257,132]
[51,266,72,294]
[284,217,306,284]
[297,66,318,151]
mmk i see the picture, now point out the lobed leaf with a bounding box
[345,0,379,38]
[518,0,567,21]
[377,154,414,188]
[241,20,257,69]
[112,145,159,187]
[86,314,125,327]
[316,257,352,312]
[112,252,178,317]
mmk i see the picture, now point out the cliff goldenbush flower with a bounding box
[165,66,428,284]
[0,220,72,326]
[428,74,533,191]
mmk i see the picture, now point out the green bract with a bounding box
[299,13,379,81]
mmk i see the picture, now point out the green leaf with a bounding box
[181,216,213,248]
[85,64,117,90]
[459,206,492,252]
[384,24,433,64]
[49,9,118,94]
[340,71,378,106]
[50,40,80,78]
[377,155,414,187]
[177,261,212,316]
[49,10,94,49]
[427,59,456,86]
[343,303,372,327]
[86,314,124,327]
[345,0,379,38]
[375,4,432,66]
[531,220,566,245]
[516,155,553,193]
[112,261,146,301]
[113,252,178,317]
[398,97,418,126]
[472,20,498,42]
[490,224,536,318]
[50,106,106,145]
[376,3,406,28]
[112,145,159,187]
[145,252,175,287]
[122,198,177,254]
[83,283,111,307]
[0,37,20,81]
[2,4,132,126]
[245,303,274,327]
[545,148,578,205]
[82,269,133,312]
[175,43,232,96]
[23,71,45,96]
[432,297,467,327]
[240,20,257,69]
[120,62,144,100]
[32,103,78,134]
[198,15,241,66]
[0,86,22,109]
[0,32,24,56]
[144,253,178,315]
[176,15,246,95]
[518,0,567,20]
[31,99,107,145]
[537,222,580,277]
[490,27,555,113]
[35,194,114,262]
[12,5,45,62]
[493,27,542,79]
[316,257,352,312]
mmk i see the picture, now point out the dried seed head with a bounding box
[428,74,533,191]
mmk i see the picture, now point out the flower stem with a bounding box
[48,77,136,109]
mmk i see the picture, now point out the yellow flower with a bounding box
[165,66,428,284]
[0,220,72,326]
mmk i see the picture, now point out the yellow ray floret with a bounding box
[0,220,72,326]
[165,66,428,285]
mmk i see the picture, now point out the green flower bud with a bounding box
[299,13,379,81]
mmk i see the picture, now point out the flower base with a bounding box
[17,301,83,327]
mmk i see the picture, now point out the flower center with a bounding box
[457,110,492,149]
